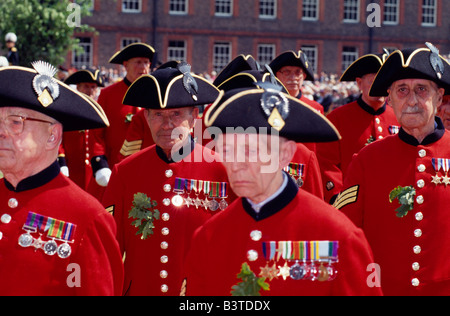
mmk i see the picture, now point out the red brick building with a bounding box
[72,0,450,76]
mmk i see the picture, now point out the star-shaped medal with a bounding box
[277,262,291,281]
[441,175,450,187]
[432,174,442,185]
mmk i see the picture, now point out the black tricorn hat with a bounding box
[0,62,109,131]
[340,52,389,82]
[370,43,450,97]
[213,54,261,87]
[64,68,105,87]
[204,83,340,143]
[269,50,315,81]
[216,66,288,93]
[109,42,155,65]
[123,62,220,109]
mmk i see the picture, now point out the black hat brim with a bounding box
[123,69,220,109]
[213,54,260,87]
[64,69,104,87]
[0,66,109,131]
[340,54,386,82]
[204,89,340,143]
[217,71,288,93]
[269,51,315,81]
[109,43,155,65]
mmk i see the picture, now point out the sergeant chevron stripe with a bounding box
[120,139,143,157]
[333,185,359,210]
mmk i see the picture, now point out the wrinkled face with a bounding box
[437,95,450,130]
[276,66,306,97]
[216,133,295,203]
[388,79,444,132]
[356,73,385,106]
[76,82,99,99]
[123,57,151,82]
[0,107,58,176]
[146,107,198,154]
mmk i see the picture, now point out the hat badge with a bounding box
[425,42,444,80]
[257,82,290,131]
[177,62,199,101]
[31,61,60,107]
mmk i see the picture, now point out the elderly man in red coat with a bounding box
[316,52,400,203]
[102,63,235,296]
[334,43,450,295]
[184,83,382,296]
[90,43,155,192]
[0,61,123,295]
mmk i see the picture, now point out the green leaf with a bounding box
[128,193,159,240]
[389,186,416,218]
[231,263,270,296]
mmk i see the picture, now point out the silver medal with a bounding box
[57,242,72,259]
[208,199,220,212]
[44,239,58,256]
[18,232,34,248]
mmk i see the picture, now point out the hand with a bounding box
[95,168,112,187]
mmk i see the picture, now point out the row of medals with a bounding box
[171,191,228,212]
[259,259,338,282]
[18,228,72,259]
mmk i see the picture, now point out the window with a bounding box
[121,37,141,49]
[422,0,437,26]
[215,0,233,17]
[383,0,399,25]
[213,42,232,73]
[259,0,277,19]
[72,37,92,69]
[168,40,187,61]
[302,0,319,21]
[341,46,358,73]
[122,0,141,13]
[343,0,360,23]
[257,44,276,66]
[169,0,188,15]
[301,45,318,73]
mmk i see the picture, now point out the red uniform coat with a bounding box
[91,79,139,169]
[60,130,93,190]
[316,97,399,203]
[102,141,234,296]
[0,161,123,296]
[185,176,381,296]
[335,120,450,295]
[288,143,324,199]
[118,108,154,162]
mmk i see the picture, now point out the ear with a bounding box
[46,123,63,151]
[279,139,297,170]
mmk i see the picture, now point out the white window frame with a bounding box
[302,0,319,21]
[213,42,232,73]
[215,0,233,17]
[259,0,277,19]
[121,37,141,49]
[343,0,360,23]
[169,0,189,15]
[122,0,142,13]
[341,46,359,73]
[257,44,276,66]
[168,40,187,62]
[421,0,437,27]
[72,37,93,69]
[383,0,399,25]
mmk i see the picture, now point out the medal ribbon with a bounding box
[432,158,442,173]
[210,181,220,198]
[263,240,339,262]
[219,182,227,198]
[24,211,76,241]
[174,177,185,192]
[442,159,449,175]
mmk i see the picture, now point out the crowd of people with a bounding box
[0,37,449,298]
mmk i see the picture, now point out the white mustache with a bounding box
[403,105,422,114]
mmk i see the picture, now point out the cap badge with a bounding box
[177,62,199,101]
[31,61,60,107]
[425,42,444,80]
[257,82,289,131]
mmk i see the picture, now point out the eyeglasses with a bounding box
[278,69,304,77]
[0,115,55,135]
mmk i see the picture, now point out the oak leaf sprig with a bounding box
[129,193,159,240]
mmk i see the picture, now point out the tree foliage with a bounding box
[0,0,95,67]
